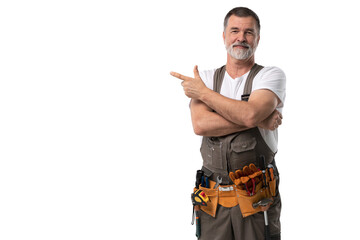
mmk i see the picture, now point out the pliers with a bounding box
[244,178,256,196]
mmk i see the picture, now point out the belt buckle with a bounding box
[219,186,233,192]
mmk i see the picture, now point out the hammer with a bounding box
[253,198,273,240]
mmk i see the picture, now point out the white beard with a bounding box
[225,41,257,60]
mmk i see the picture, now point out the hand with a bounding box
[258,109,283,131]
[170,65,208,100]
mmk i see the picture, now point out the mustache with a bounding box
[231,42,250,48]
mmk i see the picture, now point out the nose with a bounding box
[236,32,247,43]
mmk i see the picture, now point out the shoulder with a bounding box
[199,68,216,80]
[255,66,286,87]
[253,65,287,106]
[258,66,286,80]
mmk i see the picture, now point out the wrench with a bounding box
[213,176,223,189]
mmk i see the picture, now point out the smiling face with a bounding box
[223,15,260,61]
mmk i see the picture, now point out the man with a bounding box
[171,7,285,240]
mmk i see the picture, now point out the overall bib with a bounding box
[198,64,281,240]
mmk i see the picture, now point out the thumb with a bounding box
[193,65,200,78]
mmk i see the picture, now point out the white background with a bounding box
[1,0,359,239]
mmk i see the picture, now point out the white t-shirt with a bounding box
[199,66,286,153]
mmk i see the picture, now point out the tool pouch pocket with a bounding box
[266,167,277,197]
[235,177,277,218]
[268,176,276,197]
[229,135,257,170]
[194,186,219,218]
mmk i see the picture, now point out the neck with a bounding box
[226,55,255,79]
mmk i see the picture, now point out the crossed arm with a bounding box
[190,99,249,136]
[190,97,281,137]
[171,66,282,137]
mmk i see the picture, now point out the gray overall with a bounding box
[199,64,281,240]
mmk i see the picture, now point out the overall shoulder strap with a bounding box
[213,65,226,93]
[241,63,264,101]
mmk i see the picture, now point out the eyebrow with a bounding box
[229,27,255,32]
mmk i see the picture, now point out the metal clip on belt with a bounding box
[218,186,234,192]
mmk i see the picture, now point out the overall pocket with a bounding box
[200,137,224,170]
[229,135,257,170]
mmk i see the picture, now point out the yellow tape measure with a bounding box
[191,189,209,206]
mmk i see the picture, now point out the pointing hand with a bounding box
[170,65,208,100]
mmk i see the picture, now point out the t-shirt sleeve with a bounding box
[252,66,286,108]
[199,69,216,90]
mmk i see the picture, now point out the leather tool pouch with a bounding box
[193,180,219,218]
[193,181,240,218]
[235,170,277,218]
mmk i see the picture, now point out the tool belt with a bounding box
[193,163,277,218]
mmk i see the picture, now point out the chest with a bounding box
[219,75,248,100]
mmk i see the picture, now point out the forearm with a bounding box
[193,111,249,137]
[190,100,250,137]
[199,88,254,127]
[199,88,277,128]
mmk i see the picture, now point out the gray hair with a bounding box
[223,7,261,33]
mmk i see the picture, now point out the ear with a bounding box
[223,31,225,42]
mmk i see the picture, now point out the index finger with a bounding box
[170,71,192,81]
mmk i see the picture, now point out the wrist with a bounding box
[199,87,211,102]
